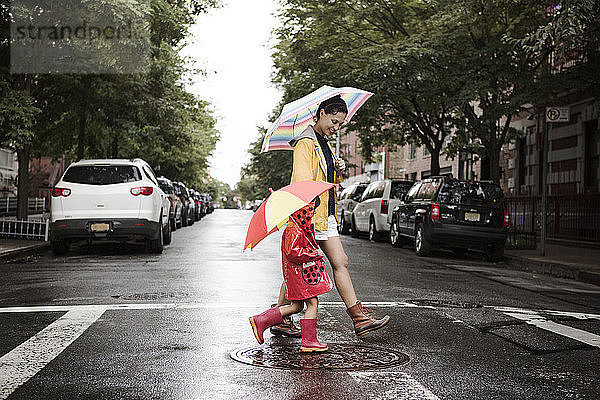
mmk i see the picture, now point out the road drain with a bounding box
[409,299,483,309]
[111,292,189,300]
[230,343,409,371]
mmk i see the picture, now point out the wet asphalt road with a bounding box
[1,209,599,399]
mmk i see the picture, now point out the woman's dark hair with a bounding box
[314,94,348,122]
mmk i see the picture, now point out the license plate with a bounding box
[90,223,110,232]
[464,212,480,222]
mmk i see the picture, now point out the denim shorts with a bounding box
[315,215,339,241]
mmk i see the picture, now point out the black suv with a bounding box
[389,177,508,261]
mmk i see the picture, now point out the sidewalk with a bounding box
[0,239,50,262]
[504,242,600,286]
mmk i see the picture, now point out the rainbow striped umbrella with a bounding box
[261,85,374,152]
[244,180,335,251]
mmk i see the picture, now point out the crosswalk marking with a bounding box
[0,307,107,400]
[501,310,600,348]
[349,371,440,400]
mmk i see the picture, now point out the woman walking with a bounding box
[271,94,390,338]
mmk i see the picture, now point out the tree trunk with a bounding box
[429,149,441,176]
[16,145,30,220]
[77,106,87,160]
[487,146,501,184]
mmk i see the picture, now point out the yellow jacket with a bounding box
[290,126,342,232]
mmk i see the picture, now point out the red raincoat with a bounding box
[281,202,333,300]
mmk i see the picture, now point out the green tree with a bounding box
[441,0,550,183]
[272,0,461,175]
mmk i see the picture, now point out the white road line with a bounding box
[0,306,106,400]
[495,306,600,320]
[0,301,426,313]
[349,371,440,400]
[503,311,600,348]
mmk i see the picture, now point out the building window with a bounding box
[408,143,417,160]
[552,135,578,151]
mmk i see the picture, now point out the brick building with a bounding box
[502,97,599,195]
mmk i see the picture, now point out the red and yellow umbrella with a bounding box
[244,180,335,251]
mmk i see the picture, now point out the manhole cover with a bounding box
[410,299,482,309]
[111,292,189,300]
[230,343,409,371]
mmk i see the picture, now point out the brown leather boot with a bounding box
[269,304,301,338]
[346,301,390,336]
[270,316,302,337]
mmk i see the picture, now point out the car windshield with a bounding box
[62,165,141,185]
[353,185,366,198]
[437,181,504,206]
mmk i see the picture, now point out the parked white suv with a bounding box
[351,179,414,241]
[337,182,368,234]
[50,158,171,255]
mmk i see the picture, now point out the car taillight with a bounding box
[130,187,153,196]
[168,197,173,206]
[431,203,440,220]
[503,209,510,227]
[381,200,388,214]
[52,188,71,197]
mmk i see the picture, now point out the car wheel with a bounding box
[415,224,431,257]
[170,217,176,231]
[51,239,69,256]
[147,220,164,254]
[163,217,172,245]
[182,210,188,227]
[368,217,378,242]
[189,210,195,225]
[485,245,504,262]
[351,216,359,238]
[390,218,402,248]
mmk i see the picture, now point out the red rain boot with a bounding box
[300,318,328,352]
[249,306,283,344]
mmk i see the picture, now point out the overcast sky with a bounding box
[182,0,282,188]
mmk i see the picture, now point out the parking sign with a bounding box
[546,107,570,122]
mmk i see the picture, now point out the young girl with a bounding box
[250,200,332,352]
[270,94,390,337]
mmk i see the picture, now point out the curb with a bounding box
[0,242,50,263]
[503,253,600,287]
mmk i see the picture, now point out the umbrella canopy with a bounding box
[244,180,336,251]
[261,85,373,152]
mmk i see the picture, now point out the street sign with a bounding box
[546,107,570,122]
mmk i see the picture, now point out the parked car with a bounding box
[50,158,171,255]
[389,177,508,261]
[191,189,202,221]
[351,179,414,241]
[157,176,183,231]
[173,181,195,227]
[337,182,368,234]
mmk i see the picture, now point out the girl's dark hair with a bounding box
[314,94,348,122]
